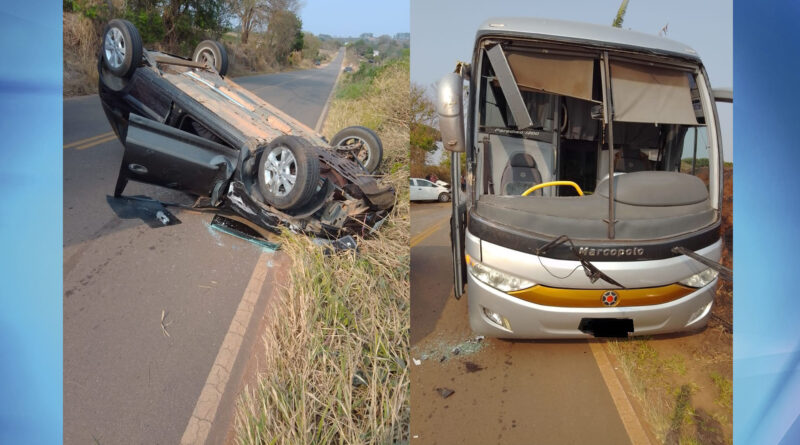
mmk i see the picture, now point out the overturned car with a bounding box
[98,19,394,242]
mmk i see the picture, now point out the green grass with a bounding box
[710,371,732,408]
[337,55,410,101]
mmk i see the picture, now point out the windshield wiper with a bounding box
[536,235,626,288]
[672,246,733,281]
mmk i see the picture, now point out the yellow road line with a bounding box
[74,134,118,150]
[410,216,449,248]
[63,131,114,149]
[589,341,652,445]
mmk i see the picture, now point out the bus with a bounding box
[437,17,732,338]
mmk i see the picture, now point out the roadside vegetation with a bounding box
[233,51,410,444]
[409,82,465,184]
[607,166,733,445]
[63,0,338,96]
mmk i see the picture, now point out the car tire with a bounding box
[330,126,383,174]
[193,40,229,76]
[101,19,143,78]
[257,136,320,210]
[438,192,451,202]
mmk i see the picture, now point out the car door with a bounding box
[418,179,436,200]
[114,113,238,199]
[409,179,422,201]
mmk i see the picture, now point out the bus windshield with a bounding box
[474,47,713,199]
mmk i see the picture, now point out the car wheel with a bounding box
[438,192,451,202]
[257,136,320,210]
[193,40,229,76]
[101,19,143,78]
[330,126,383,174]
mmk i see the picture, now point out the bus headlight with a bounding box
[466,254,535,292]
[679,268,718,288]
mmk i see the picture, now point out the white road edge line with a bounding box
[314,48,346,132]
[180,252,271,445]
[588,341,652,445]
[181,52,345,444]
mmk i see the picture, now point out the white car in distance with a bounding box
[410,178,451,202]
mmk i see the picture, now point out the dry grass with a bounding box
[228,46,329,77]
[342,47,361,70]
[234,53,410,444]
[64,12,100,96]
[323,55,410,174]
[607,338,681,440]
[608,333,731,445]
[226,40,283,77]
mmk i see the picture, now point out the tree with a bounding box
[410,83,439,152]
[291,17,304,52]
[410,82,436,126]
[230,0,299,44]
[141,0,229,49]
[265,8,302,62]
[230,0,265,44]
[302,32,322,61]
[612,0,629,28]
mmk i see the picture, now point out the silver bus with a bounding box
[437,17,731,338]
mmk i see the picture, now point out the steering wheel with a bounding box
[522,181,584,196]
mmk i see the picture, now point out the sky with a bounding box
[410,0,733,161]
[299,0,410,37]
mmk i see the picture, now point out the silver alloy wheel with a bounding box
[341,136,370,165]
[196,48,216,69]
[104,27,126,69]
[262,145,297,197]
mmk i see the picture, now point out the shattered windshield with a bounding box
[475,47,713,199]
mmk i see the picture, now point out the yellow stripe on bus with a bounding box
[508,283,694,308]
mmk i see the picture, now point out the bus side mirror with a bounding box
[436,73,466,153]
[712,88,732,103]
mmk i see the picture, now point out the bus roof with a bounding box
[477,17,701,62]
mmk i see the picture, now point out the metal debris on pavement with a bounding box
[436,387,455,399]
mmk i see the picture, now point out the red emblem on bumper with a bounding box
[602,290,619,306]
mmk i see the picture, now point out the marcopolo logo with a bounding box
[577,246,645,258]
[601,290,619,307]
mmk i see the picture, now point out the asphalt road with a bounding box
[409,202,635,445]
[63,49,343,444]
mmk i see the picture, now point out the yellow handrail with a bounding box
[521,181,584,196]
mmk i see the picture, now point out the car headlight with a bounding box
[679,268,719,288]
[466,254,535,292]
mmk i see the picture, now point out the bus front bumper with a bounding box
[467,274,717,339]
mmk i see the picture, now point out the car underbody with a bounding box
[97,19,394,245]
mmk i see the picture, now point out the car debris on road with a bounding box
[412,335,487,365]
[435,387,455,399]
